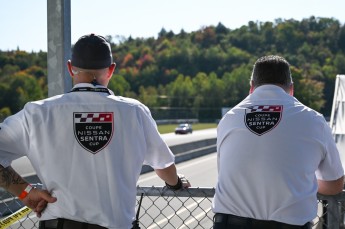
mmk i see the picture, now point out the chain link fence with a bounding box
[0,185,344,229]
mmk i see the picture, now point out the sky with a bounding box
[1,0,345,52]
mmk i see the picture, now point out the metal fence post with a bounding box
[47,0,72,96]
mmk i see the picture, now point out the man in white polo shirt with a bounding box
[212,55,344,228]
[0,34,190,229]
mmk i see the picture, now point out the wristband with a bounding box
[165,177,183,190]
[18,184,33,200]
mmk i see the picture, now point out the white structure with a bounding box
[330,74,345,168]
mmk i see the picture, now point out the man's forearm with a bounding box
[318,176,344,195]
[155,164,179,186]
[0,165,28,197]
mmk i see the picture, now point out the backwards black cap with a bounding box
[71,34,113,69]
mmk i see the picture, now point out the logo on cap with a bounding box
[245,105,283,136]
[73,112,114,154]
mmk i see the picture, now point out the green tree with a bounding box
[4,72,43,113]
[334,53,345,74]
[0,107,11,122]
[222,64,251,107]
[138,86,159,107]
[192,72,225,120]
[0,83,9,111]
[166,74,195,108]
[292,67,325,112]
[108,74,130,96]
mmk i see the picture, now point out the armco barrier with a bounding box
[170,138,216,163]
[141,138,216,173]
[1,186,345,229]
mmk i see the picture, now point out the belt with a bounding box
[213,213,311,229]
[39,218,107,229]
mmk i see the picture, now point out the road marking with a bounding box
[177,207,212,229]
[177,153,216,170]
[146,198,205,229]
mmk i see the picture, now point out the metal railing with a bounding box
[1,186,344,229]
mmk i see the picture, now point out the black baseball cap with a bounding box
[71,33,113,69]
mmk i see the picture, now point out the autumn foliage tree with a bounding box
[1,16,345,121]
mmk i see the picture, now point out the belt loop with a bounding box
[57,218,64,229]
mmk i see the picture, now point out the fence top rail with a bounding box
[137,186,345,200]
[136,186,215,197]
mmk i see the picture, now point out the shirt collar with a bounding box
[253,85,287,94]
[72,83,115,95]
[249,84,293,101]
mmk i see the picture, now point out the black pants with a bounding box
[39,218,107,229]
[213,213,311,229]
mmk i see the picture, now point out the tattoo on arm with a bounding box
[0,165,25,188]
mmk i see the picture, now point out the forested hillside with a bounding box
[1,16,345,121]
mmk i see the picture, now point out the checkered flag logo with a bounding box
[249,105,282,112]
[245,105,283,136]
[73,112,114,154]
[74,113,113,123]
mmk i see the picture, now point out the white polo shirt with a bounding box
[212,85,344,225]
[0,83,175,229]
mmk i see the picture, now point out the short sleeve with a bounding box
[316,120,344,180]
[139,105,175,169]
[0,110,29,167]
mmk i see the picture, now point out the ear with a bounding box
[107,63,116,79]
[249,80,254,94]
[289,83,294,96]
[67,60,74,77]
